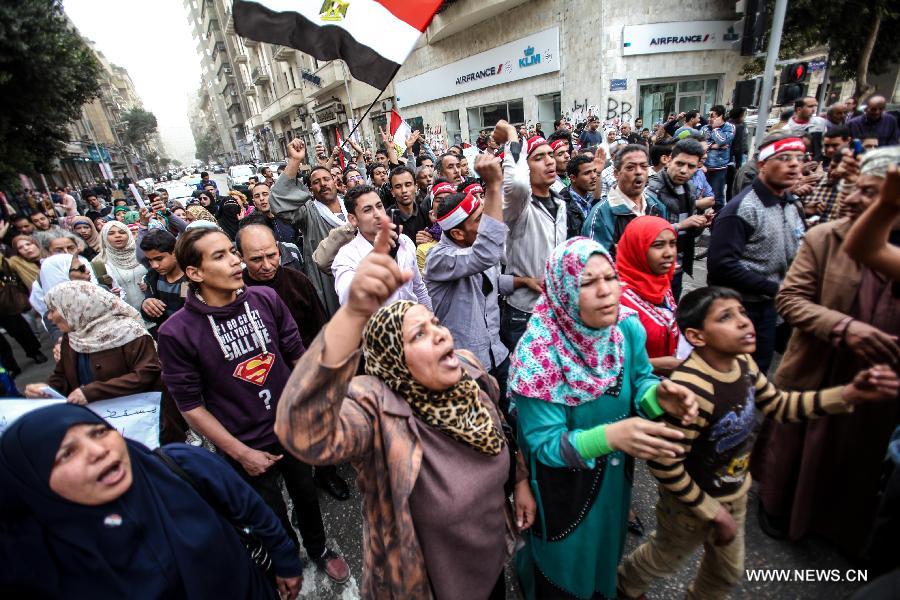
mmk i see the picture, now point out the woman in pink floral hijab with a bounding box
[508,236,697,600]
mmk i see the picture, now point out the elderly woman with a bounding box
[40,229,82,256]
[0,404,302,598]
[754,147,900,558]
[616,216,682,374]
[276,219,535,599]
[24,280,158,404]
[509,237,697,600]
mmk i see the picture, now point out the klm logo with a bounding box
[519,46,540,68]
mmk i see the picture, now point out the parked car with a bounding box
[227,164,255,189]
[157,181,195,204]
[212,164,225,174]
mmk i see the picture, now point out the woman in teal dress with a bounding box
[510,237,698,599]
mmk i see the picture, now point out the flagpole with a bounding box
[343,66,401,147]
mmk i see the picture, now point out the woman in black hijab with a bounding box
[0,404,302,599]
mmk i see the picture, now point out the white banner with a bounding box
[622,21,741,56]
[0,392,162,449]
[395,27,560,108]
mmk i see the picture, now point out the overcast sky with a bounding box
[64,0,201,164]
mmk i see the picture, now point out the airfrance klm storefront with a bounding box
[395,27,561,146]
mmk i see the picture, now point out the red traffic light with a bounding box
[787,62,808,82]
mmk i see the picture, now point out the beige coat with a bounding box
[774,218,863,388]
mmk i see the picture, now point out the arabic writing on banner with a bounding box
[0,392,162,449]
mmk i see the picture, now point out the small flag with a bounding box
[233,0,444,90]
[389,109,411,155]
[335,128,346,169]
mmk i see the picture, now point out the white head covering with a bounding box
[29,254,98,316]
[99,221,140,270]
[44,280,149,354]
[860,146,900,179]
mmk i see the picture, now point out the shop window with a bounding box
[537,93,561,136]
[444,110,462,146]
[639,78,720,125]
[466,99,524,143]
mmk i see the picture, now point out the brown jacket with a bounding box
[775,218,863,388]
[276,332,524,599]
[49,334,163,402]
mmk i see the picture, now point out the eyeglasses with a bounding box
[348,176,364,183]
[69,265,87,274]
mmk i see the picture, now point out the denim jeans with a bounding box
[706,167,728,212]
[500,304,531,354]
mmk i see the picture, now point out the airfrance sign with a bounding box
[622,21,741,56]
[396,27,559,108]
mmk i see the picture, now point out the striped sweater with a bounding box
[648,352,851,521]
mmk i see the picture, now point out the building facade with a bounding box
[394,0,749,145]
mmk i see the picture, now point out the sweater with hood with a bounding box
[157,286,305,449]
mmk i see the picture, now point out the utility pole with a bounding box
[755,0,789,148]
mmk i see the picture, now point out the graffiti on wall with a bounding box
[606,97,633,122]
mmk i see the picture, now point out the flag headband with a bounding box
[550,139,569,152]
[526,135,549,156]
[759,137,806,161]
[431,182,456,197]
[463,183,484,196]
[436,192,481,231]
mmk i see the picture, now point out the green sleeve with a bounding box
[574,424,613,460]
[639,384,665,419]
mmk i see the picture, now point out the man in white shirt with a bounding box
[332,185,432,309]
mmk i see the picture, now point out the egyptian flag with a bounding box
[234,0,444,90]
[335,128,346,169]
[389,109,411,154]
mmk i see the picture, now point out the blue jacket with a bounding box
[581,187,668,254]
[701,122,735,169]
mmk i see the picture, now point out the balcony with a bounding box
[252,67,270,84]
[261,89,305,123]
[234,52,248,64]
[244,83,257,96]
[206,18,219,38]
[426,0,528,44]
[308,61,344,98]
[243,37,259,47]
[211,40,226,62]
[272,45,293,61]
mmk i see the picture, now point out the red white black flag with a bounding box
[233,0,443,90]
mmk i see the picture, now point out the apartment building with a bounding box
[184,0,396,166]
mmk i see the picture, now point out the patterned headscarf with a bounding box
[508,237,635,406]
[99,221,140,270]
[45,280,149,354]
[362,300,505,456]
[860,146,900,178]
[186,205,217,224]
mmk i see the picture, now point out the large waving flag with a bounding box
[233,0,444,90]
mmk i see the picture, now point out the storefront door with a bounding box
[639,77,720,124]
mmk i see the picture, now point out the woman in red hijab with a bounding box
[616,216,682,374]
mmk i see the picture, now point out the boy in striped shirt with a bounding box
[617,286,898,599]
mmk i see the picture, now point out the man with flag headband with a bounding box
[708,131,808,373]
[494,120,568,352]
[425,154,541,412]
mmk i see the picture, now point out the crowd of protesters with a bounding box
[1,92,899,600]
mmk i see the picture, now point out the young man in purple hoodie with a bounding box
[157,226,350,584]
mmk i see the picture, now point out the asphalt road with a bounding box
[7,227,875,599]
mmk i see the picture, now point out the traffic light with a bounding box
[776,62,809,105]
[735,0,768,56]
